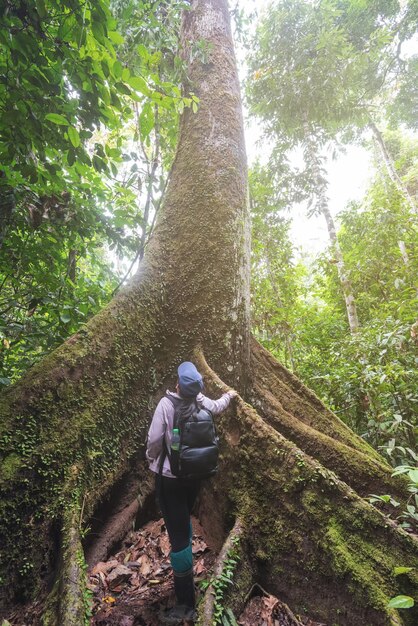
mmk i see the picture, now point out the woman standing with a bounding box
[146,361,236,624]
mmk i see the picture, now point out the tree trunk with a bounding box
[321,204,360,333]
[302,129,360,334]
[369,119,418,214]
[0,2,417,625]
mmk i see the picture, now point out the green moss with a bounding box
[0,452,22,482]
[0,273,172,611]
[324,517,392,612]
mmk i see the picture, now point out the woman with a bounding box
[146,361,236,624]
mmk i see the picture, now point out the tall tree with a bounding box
[303,128,360,333]
[1,2,418,626]
[247,0,418,333]
[248,0,418,212]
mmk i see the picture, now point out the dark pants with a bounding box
[155,474,200,551]
[156,475,200,610]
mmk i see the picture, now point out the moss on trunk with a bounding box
[1,2,418,625]
[0,0,250,614]
[195,351,418,626]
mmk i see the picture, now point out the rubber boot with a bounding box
[159,570,196,624]
[173,568,195,609]
[160,547,196,625]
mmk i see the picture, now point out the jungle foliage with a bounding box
[0,0,191,382]
[1,0,418,621]
[248,1,418,486]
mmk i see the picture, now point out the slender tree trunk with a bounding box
[321,205,360,333]
[302,127,360,333]
[398,240,410,265]
[0,3,417,626]
[67,249,77,283]
[369,119,418,214]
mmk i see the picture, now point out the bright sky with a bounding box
[237,0,372,258]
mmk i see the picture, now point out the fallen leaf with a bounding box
[150,519,164,538]
[102,596,116,605]
[138,554,152,577]
[194,560,206,576]
[107,564,133,589]
[134,536,146,550]
[91,559,118,576]
[159,533,171,557]
[192,537,207,555]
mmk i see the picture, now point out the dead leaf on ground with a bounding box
[138,554,153,577]
[91,559,118,576]
[159,533,171,557]
[191,537,207,555]
[107,565,133,589]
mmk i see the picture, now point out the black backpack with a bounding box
[165,394,219,479]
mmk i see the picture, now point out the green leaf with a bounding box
[115,82,131,96]
[137,44,149,59]
[67,149,76,166]
[113,61,123,79]
[225,609,239,626]
[108,31,124,45]
[139,103,154,138]
[407,469,418,484]
[59,313,71,324]
[388,595,414,609]
[393,567,414,576]
[45,113,69,126]
[91,21,105,44]
[67,126,81,148]
[35,0,47,18]
[127,76,150,96]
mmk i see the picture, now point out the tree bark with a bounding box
[0,2,417,625]
[321,204,360,333]
[369,119,418,214]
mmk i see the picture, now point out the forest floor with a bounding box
[4,515,327,626]
[88,516,327,626]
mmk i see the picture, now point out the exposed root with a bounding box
[200,518,245,625]
[251,338,384,459]
[85,469,155,567]
[50,511,86,626]
[194,350,418,626]
[251,338,409,502]
[6,344,417,625]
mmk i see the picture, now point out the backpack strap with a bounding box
[158,394,183,475]
[166,394,182,429]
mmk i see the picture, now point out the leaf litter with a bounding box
[90,516,214,625]
[4,515,326,625]
[89,517,326,626]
